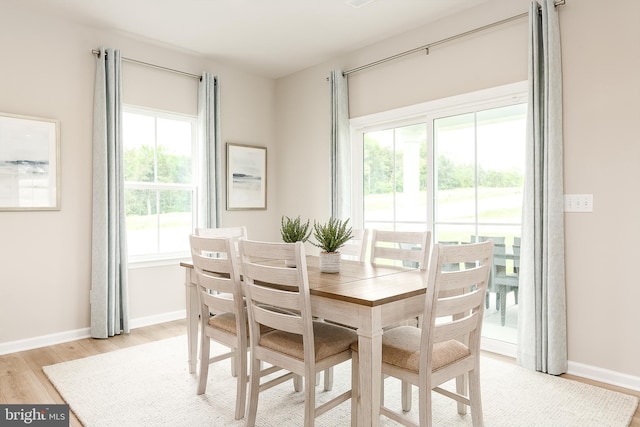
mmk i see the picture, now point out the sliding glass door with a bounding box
[353,84,527,353]
[433,104,526,346]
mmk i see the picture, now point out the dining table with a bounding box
[180,256,428,427]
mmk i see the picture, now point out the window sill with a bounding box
[128,254,190,269]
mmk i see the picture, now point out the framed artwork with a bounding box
[226,143,267,210]
[0,112,60,211]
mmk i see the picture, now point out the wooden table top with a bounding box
[182,255,428,307]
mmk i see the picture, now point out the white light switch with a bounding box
[564,194,593,212]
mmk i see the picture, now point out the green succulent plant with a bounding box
[311,217,353,253]
[280,215,312,243]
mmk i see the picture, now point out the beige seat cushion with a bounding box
[208,312,242,334]
[258,321,357,362]
[208,311,272,335]
[351,326,470,373]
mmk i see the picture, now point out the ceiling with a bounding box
[25,0,491,79]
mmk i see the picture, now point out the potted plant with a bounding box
[311,217,353,273]
[280,215,312,267]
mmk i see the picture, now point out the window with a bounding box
[362,123,428,232]
[351,82,526,353]
[123,106,197,262]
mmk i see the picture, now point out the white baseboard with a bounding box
[568,360,640,393]
[128,310,186,330]
[0,327,92,356]
[0,310,186,356]
[481,338,640,393]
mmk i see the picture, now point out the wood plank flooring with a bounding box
[1,319,638,426]
[0,320,186,426]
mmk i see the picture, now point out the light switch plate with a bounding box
[564,194,593,212]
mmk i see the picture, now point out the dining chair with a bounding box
[351,240,493,427]
[493,239,520,326]
[370,229,431,328]
[469,235,505,310]
[195,226,249,373]
[195,227,315,391]
[340,228,369,262]
[369,229,431,269]
[189,234,247,420]
[239,239,357,427]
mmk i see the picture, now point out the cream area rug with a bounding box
[43,335,637,427]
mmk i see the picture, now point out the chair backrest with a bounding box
[189,235,245,335]
[340,228,369,262]
[196,226,247,264]
[196,226,247,244]
[512,237,521,272]
[238,240,315,361]
[493,240,520,282]
[420,241,493,371]
[467,235,505,284]
[369,229,431,269]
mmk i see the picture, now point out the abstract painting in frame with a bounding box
[0,112,60,211]
[226,143,266,210]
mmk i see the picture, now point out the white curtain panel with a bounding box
[197,73,220,228]
[330,69,351,220]
[90,47,129,338]
[517,0,567,375]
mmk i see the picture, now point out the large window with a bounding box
[351,83,526,352]
[123,106,197,261]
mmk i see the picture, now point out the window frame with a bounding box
[350,81,528,234]
[123,105,198,266]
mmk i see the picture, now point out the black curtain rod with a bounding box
[343,0,566,77]
[91,49,201,80]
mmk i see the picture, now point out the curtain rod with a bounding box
[91,49,201,80]
[343,0,566,76]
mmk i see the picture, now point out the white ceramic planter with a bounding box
[319,251,341,273]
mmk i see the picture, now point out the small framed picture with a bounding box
[226,143,267,210]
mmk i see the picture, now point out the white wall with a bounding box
[0,2,280,347]
[276,0,640,384]
[3,0,640,389]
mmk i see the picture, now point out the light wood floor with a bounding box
[1,319,639,426]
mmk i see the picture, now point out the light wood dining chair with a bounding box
[370,229,432,329]
[189,234,247,420]
[195,226,249,375]
[351,240,493,427]
[469,235,505,310]
[239,239,357,427]
[369,229,431,269]
[340,228,369,262]
[493,239,520,326]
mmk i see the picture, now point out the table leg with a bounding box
[184,267,198,374]
[357,307,383,427]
